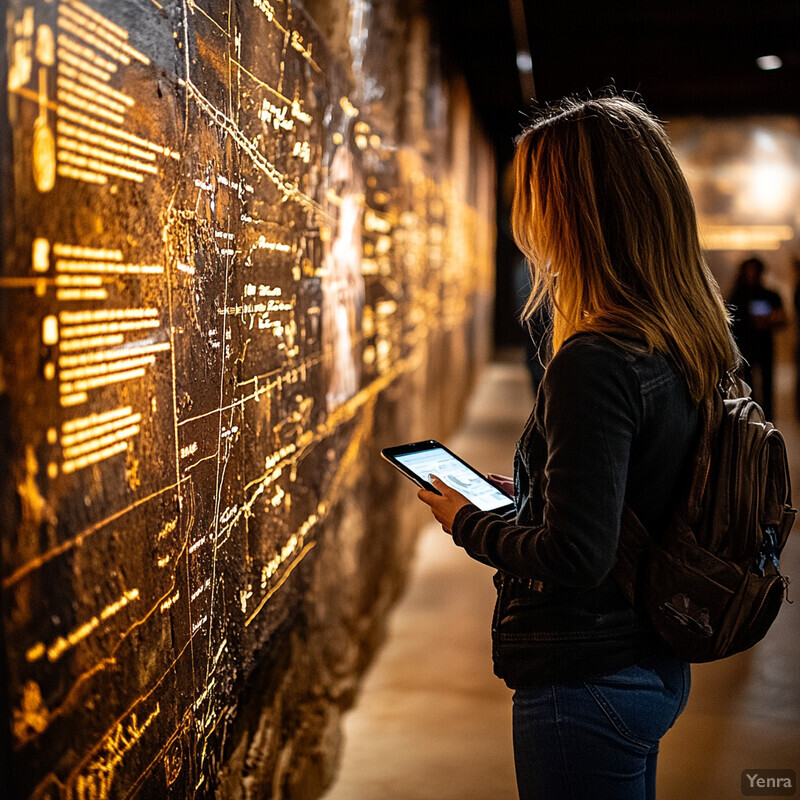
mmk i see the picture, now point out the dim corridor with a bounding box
[323,356,800,800]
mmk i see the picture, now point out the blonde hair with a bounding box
[511,95,738,401]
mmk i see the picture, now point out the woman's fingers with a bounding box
[418,475,472,534]
[417,487,437,505]
[486,472,514,494]
[418,474,446,503]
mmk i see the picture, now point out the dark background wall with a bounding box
[0,1,495,797]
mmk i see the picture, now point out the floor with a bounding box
[323,357,800,800]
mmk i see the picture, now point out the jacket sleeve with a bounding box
[451,340,641,589]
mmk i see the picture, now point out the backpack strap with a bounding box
[612,385,722,607]
[683,392,722,527]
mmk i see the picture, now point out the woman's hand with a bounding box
[417,475,471,534]
[486,473,514,496]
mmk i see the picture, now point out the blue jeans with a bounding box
[512,657,691,800]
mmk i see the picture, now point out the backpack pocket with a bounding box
[723,572,786,656]
[642,519,787,661]
[643,520,740,661]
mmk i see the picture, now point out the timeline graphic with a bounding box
[1,1,495,796]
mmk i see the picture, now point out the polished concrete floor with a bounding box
[323,357,800,800]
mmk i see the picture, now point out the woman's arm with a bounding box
[449,340,641,589]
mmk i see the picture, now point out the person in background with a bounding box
[728,257,786,421]
[416,94,740,800]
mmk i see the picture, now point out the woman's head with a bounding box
[511,94,738,401]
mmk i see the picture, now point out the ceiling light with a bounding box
[756,55,783,71]
[516,51,533,73]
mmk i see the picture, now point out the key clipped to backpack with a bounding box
[612,375,796,662]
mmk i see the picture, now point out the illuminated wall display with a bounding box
[0,1,496,797]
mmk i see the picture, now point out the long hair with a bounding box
[511,94,739,402]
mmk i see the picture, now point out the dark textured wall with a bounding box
[0,1,495,798]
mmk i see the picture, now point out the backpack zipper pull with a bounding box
[754,524,779,577]
[758,524,793,603]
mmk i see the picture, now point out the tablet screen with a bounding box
[393,446,513,512]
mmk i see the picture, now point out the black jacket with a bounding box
[452,333,700,686]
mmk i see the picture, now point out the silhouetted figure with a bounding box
[728,257,786,421]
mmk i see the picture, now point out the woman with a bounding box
[418,95,739,800]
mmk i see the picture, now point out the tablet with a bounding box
[381,439,515,514]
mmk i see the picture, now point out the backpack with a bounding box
[612,377,796,662]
